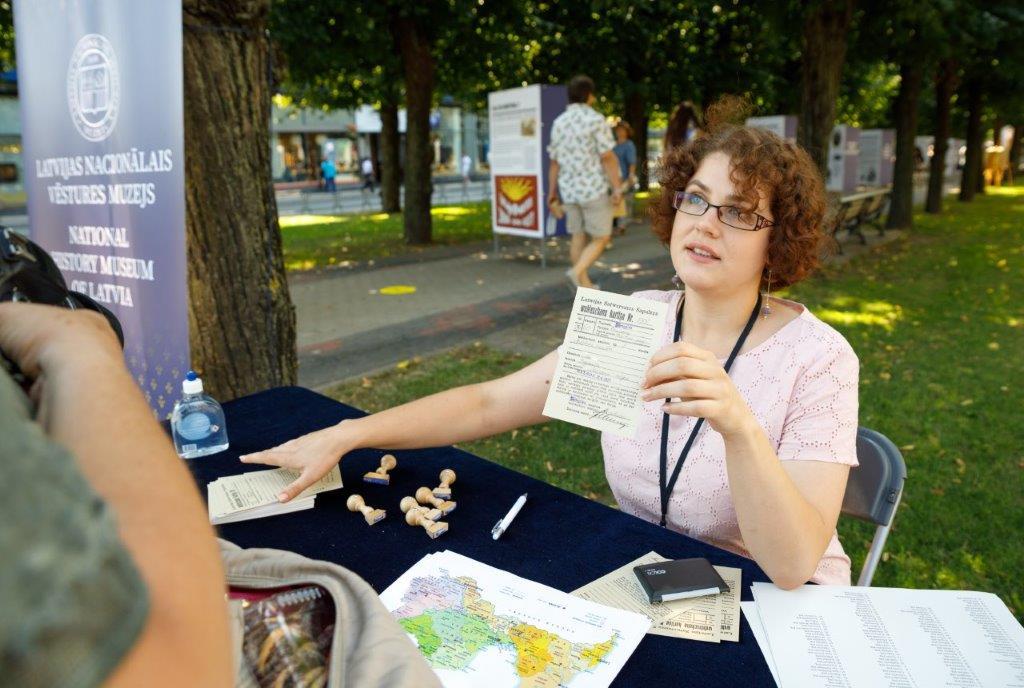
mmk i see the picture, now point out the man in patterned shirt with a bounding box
[547,75,623,289]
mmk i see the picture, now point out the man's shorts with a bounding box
[565,196,613,238]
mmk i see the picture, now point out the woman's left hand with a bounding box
[640,341,754,438]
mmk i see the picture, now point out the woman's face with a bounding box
[615,126,628,142]
[669,151,772,297]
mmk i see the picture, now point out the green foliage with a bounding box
[270,2,401,109]
[836,62,901,129]
[328,185,1024,618]
[0,1,13,72]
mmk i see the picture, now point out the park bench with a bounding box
[829,188,891,253]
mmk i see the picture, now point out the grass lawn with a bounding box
[280,202,493,271]
[324,185,1023,618]
[280,194,656,272]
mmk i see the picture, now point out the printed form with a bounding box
[572,552,742,644]
[544,288,668,437]
[747,583,1024,687]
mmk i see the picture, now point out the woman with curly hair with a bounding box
[242,98,858,589]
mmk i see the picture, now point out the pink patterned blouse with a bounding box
[600,290,860,585]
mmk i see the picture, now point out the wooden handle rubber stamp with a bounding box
[432,469,456,499]
[416,486,456,515]
[405,508,448,538]
[363,454,397,485]
[346,494,386,525]
[400,496,442,522]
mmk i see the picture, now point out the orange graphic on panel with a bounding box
[494,175,538,231]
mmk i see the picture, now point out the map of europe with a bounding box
[392,570,618,687]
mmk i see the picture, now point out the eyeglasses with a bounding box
[671,191,774,231]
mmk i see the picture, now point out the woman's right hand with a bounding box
[239,421,356,502]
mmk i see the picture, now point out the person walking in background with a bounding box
[320,156,337,192]
[461,153,473,198]
[664,100,702,152]
[612,120,638,235]
[546,75,623,290]
[361,157,376,193]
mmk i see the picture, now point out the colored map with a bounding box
[380,551,650,688]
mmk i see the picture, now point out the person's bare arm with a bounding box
[242,350,561,501]
[600,150,623,204]
[0,303,232,686]
[547,159,560,204]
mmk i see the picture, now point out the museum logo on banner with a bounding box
[67,33,121,142]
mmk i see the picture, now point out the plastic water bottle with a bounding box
[171,370,229,459]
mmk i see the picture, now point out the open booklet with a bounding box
[207,466,343,525]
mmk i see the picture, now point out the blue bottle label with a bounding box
[178,412,212,441]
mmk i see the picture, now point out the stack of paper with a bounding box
[380,550,650,688]
[207,466,343,525]
[743,582,1024,687]
[571,552,742,643]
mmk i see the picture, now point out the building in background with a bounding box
[0,72,25,210]
[271,97,488,190]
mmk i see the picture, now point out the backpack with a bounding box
[219,540,440,688]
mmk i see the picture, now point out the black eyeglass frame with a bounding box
[671,190,774,231]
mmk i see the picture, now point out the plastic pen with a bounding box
[491,493,528,540]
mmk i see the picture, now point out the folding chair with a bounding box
[841,427,907,586]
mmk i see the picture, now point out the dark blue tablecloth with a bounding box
[186,386,775,686]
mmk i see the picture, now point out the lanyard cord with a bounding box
[658,292,763,527]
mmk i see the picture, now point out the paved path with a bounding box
[293,218,905,390]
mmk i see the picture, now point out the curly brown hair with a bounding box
[651,97,829,289]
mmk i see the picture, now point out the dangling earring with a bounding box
[762,268,772,319]
[672,274,683,289]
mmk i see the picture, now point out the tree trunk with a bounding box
[925,59,955,214]
[392,15,435,245]
[182,0,296,400]
[624,83,649,192]
[368,133,380,184]
[991,116,1004,149]
[797,0,855,176]
[887,60,924,229]
[379,98,401,213]
[975,112,986,193]
[959,83,982,202]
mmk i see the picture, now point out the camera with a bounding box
[0,226,124,387]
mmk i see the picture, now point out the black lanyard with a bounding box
[658,292,762,527]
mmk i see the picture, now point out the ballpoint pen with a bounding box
[491,493,528,540]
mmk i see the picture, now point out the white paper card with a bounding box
[208,465,342,518]
[750,582,1024,687]
[543,288,668,437]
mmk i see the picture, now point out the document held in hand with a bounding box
[544,288,668,437]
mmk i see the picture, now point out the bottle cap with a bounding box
[182,370,204,395]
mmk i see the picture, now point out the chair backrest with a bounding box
[842,427,907,527]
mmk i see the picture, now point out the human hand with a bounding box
[610,190,623,206]
[239,421,356,502]
[640,341,754,438]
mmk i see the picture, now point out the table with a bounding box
[186,386,776,686]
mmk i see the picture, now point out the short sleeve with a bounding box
[0,373,149,687]
[593,119,615,155]
[776,336,859,466]
[625,141,637,166]
[547,120,563,162]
